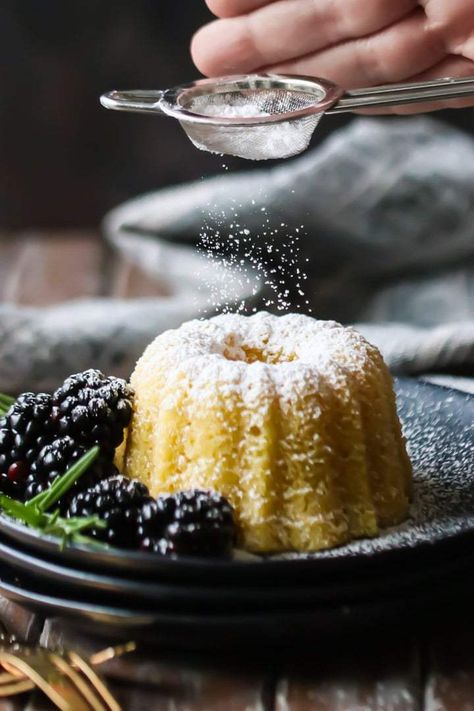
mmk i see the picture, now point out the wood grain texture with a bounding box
[111,675,269,711]
[1,231,103,306]
[40,618,270,710]
[0,599,42,646]
[0,237,24,303]
[0,599,44,710]
[275,636,421,711]
[109,256,172,299]
[425,624,474,711]
[0,231,171,305]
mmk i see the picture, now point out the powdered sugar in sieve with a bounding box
[180,90,324,160]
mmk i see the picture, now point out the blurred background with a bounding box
[1,0,473,230]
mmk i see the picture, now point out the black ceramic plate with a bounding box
[0,379,472,586]
[2,533,474,613]
[0,563,385,648]
[1,561,474,650]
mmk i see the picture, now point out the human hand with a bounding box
[192,0,474,112]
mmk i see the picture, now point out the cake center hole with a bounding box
[222,336,296,364]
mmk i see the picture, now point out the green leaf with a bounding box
[0,392,15,418]
[43,515,107,550]
[0,494,107,548]
[27,446,100,513]
[0,495,47,528]
[43,513,105,535]
[48,509,60,526]
[0,393,15,404]
[53,515,106,535]
[73,532,110,549]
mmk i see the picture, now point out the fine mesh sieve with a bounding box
[101,73,474,161]
[170,80,337,159]
[101,75,342,160]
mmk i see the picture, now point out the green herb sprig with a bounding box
[0,494,105,548]
[27,446,100,513]
[0,393,15,416]
[0,446,107,548]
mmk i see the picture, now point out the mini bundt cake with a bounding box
[122,312,412,553]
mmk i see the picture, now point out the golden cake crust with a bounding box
[123,312,412,553]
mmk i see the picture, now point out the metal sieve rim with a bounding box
[158,74,343,127]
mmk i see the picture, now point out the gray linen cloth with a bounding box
[1,116,473,393]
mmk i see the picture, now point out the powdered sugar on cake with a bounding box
[146,311,375,399]
[276,381,474,560]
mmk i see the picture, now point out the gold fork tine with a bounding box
[0,673,35,697]
[0,650,90,711]
[89,641,137,667]
[69,651,121,711]
[0,635,131,708]
[50,652,109,711]
[0,671,26,683]
[0,679,35,696]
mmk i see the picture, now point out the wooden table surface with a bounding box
[0,231,472,710]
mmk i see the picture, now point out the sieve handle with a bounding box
[326,75,474,113]
[100,90,165,115]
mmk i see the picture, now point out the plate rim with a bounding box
[2,531,474,609]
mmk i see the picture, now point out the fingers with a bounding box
[205,0,272,18]
[420,0,474,59]
[192,0,417,77]
[191,17,259,76]
[269,10,446,89]
[194,0,474,116]
[192,18,263,75]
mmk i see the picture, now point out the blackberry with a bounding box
[66,475,152,547]
[0,473,25,500]
[24,436,115,512]
[137,490,236,558]
[0,371,133,503]
[0,393,54,496]
[52,370,133,459]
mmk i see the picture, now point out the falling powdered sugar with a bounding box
[196,195,312,316]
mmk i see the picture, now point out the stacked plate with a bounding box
[0,379,472,649]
